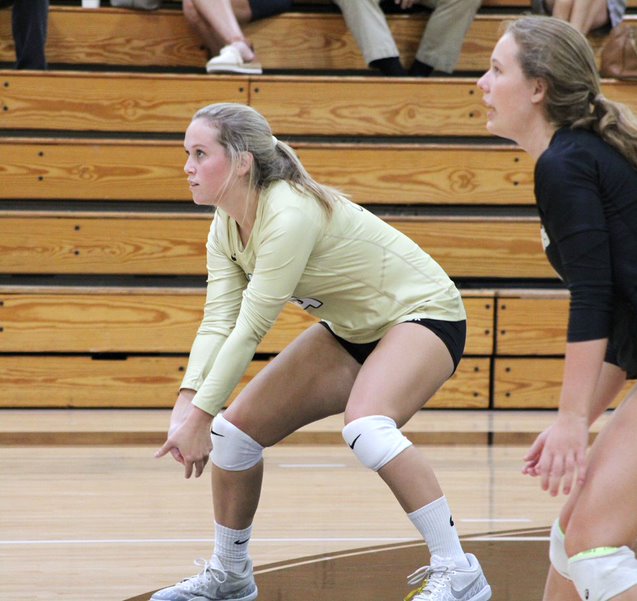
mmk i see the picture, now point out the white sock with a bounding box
[408,496,470,568]
[213,522,252,573]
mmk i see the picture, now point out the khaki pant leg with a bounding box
[332,0,399,64]
[416,0,481,73]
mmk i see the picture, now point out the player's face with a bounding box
[477,33,542,142]
[183,119,233,207]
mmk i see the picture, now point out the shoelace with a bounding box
[181,558,227,592]
[404,564,454,601]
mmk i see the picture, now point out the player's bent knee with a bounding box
[568,546,637,601]
[210,413,264,471]
[549,518,572,580]
[342,415,412,471]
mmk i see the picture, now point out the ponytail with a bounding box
[506,16,637,169]
[193,103,345,217]
[576,94,637,169]
[266,137,345,217]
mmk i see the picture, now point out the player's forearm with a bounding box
[559,339,608,420]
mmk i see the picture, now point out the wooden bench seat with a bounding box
[0,287,494,408]
[0,287,496,355]
[1,8,634,72]
[0,71,248,133]
[2,71,634,136]
[0,354,490,409]
[0,212,552,278]
[0,289,316,354]
[1,137,534,206]
[248,77,636,137]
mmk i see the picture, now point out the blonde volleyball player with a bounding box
[151,103,491,601]
[479,16,637,601]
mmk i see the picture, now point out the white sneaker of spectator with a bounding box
[206,41,262,75]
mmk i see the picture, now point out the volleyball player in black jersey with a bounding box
[479,15,637,601]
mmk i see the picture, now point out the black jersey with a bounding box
[535,127,637,373]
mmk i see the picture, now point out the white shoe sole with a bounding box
[206,62,262,75]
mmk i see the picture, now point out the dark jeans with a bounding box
[10,0,49,69]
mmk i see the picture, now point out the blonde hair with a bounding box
[192,103,344,216]
[505,16,637,168]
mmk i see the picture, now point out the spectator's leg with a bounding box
[188,0,256,60]
[568,0,609,33]
[545,0,574,21]
[332,0,405,74]
[12,0,48,69]
[546,0,611,33]
[413,0,481,74]
[183,0,223,54]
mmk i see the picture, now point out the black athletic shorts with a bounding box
[249,0,292,20]
[605,298,637,379]
[319,318,467,373]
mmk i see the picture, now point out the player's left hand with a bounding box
[529,413,589,496]
[522,426,550,477]
[155,406,213,478]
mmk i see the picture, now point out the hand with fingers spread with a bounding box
[155,396,213,479]
[524,413,589,496]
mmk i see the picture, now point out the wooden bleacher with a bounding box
[1,72,634,135]
[0,287,493,408]
[2,138,535,204]
[1,0,636,414]
[0,212,550,277]
[1,5,635,71]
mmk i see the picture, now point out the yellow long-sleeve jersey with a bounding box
[182,180,465,416]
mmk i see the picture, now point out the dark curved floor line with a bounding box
[127,527,553,601]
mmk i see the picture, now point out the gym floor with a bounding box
[1,409,609,600]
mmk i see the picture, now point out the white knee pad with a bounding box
[342,415,412,472]
[549,518,571,580]
[568,546,637,601]
[210,413,264,471]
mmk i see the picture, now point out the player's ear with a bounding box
[530,77,548,105]
[236,151,253,177]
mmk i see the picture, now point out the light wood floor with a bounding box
[1,409,611,600]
